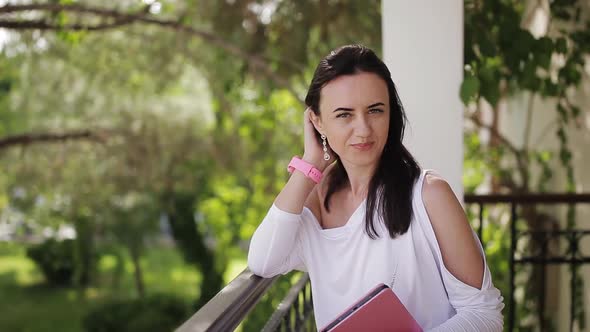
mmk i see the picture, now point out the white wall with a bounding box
[382,1,464,199]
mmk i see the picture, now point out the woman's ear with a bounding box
[308,109,323,134]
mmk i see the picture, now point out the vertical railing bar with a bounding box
[294,291,301,330]
[569,231,578,332]
[286,307,292,332]
[478,202,485,247]
[509,202,517,332]
[539,229,548,332]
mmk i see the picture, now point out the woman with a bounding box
[248,45,504,331]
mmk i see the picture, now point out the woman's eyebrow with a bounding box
[332,102,385,113]
[332,107,354,112]
[367,102,385,109]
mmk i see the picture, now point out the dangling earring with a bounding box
[321,134,330,161]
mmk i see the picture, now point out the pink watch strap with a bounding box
[287,156,323,184]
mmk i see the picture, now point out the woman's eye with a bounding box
[336,112,351,118]
[369,108,384,114]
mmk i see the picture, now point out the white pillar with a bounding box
[382,1,464,199]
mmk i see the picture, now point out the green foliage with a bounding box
[532,150,553,192]
[26,239,76,286]
[463,1,589,329]
[109,193,159,250]
[464,0,589,105]
[460,74,480,104]
[463,132,489,193]
[240,272,305,331]
[0,243,201,332]
[82,294,190,332]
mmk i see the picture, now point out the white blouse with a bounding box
[248,169,504,331]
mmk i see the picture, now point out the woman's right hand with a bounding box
[302,108,333,172]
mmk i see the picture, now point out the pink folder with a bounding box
[320,284,423,332]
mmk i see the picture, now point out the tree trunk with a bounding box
[73,215,94,286]
[161,191,225,308]
[129,245,145,299]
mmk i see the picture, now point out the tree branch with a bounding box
[532,116,558,147]
[0,129,110,149]
[0,18,134,31]
[523,92,535,151]
[0,3,150,17]
[466,111,531,191]
[465,113,520,156]
[0,3,303,100]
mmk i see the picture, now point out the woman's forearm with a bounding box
[248,170,317,277]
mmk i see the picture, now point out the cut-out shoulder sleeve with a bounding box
[247,204,306,278]
[415,170,504,332]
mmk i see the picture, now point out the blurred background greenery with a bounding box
[0,0,381,331]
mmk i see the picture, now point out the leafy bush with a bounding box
[82,294,190,332]
[26,239,75,286]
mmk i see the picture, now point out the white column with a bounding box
[382,1,464,199]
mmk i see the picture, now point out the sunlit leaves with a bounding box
[462,0,589,106]
[460,75,480,105]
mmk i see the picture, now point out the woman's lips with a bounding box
[351,142,374,151]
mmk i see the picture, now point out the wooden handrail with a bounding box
[176,268,277,332]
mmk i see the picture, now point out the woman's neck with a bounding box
[341,161,377,200]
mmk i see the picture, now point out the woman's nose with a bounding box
[354,114,372,136]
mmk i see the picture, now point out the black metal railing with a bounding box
[262,273,314,332]
[176,269,313,332]
[464,193,590,332]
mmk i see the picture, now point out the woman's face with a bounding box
[311,71,390,168]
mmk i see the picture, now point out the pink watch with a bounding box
[287,156,323,184]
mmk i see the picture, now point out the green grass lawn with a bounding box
[0,241,247,332]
